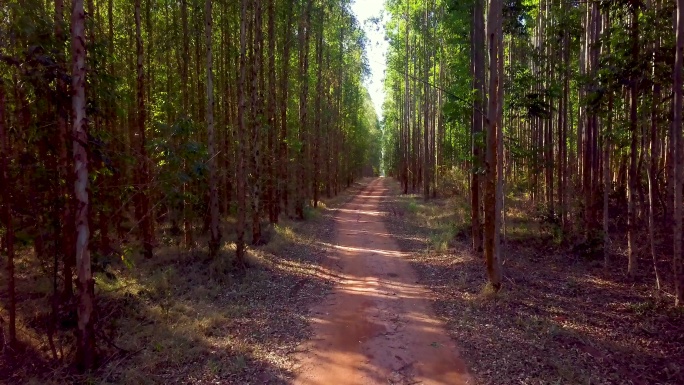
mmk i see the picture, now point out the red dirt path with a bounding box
[294,178,472,385]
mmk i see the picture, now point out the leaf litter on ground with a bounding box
[379,180,684,385]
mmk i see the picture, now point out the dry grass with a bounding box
[381,180,684,385]
[0,181,371,385]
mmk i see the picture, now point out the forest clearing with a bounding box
[2,0,684,383]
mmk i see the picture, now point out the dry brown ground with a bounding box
[0,182,367,385]
[293,177,471,385]
[4,177,684,385]
[380,179,684,385]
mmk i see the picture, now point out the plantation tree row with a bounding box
[0,0,380,368]
[382,0,684,305]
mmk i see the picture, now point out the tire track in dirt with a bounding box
[294,178,472,385]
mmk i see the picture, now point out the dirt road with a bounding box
[294,178,471,385]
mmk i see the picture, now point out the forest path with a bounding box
[294,178,472,385]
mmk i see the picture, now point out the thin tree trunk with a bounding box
[206,0,221,257]
[71,0,95,369]
[484,0,503,291]
[251,0,263,244]
[403,2,410,194]
[236,0,248,267]
[181,0,192,247]
[471,0,485,254]
[135,0,153,259]
[673,0,684,306]
[0,78,16,349]
[603,11,612,267]
[649,0,662,290]
[627,7,639,277]
[296,0,313,220]
[423,3,430,200]
[267,0,277,223]
[278,4,293,218]
[313,9,324,208]
[55,0,75,299]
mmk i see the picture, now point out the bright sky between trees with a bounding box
[351,0,388,120]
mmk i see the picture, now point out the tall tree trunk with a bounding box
[267,0,277,223]
[205,0,221,257]
[236,0,248,267]
[673,0,684,306]
[313,9,324,208]
[471,0,485,254]
[251,0,263,244]
[561,24,570,230]
[181,0,192,247]
[135,0,153,259]
[278,4,293,218]
[649,0,662,289]
[0,79,16,349]
[484,0,503,291]
[403,2,410,194]
[423,4,430,200]
[55,0,75,299]
[627,6,639,277]
[71,0,95,369]
[296,0,312,220]
[602,11,612,267]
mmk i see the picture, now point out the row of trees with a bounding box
[0,0,380,370]
[382,0,684,306]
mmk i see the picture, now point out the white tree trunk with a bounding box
[71,0,95,368]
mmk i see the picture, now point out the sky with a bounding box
[350,0,388,121]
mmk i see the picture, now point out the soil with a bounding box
[379,180,684,385]
[294,178,472,385]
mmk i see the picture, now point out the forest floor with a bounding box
[4,177,684,384]
[381,180,684,385]
[1,181,367,384]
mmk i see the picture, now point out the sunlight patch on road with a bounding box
[335,208,388,217]
[318,241,411,258]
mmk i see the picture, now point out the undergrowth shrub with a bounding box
[436,166,469,196]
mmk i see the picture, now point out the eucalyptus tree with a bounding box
[381,0,684,301]
[71,0,95,369]
[0,0,383,370]
[674,0,684,305]
[206,0,221,256]
[484,0,504,291]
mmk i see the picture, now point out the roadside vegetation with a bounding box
[382,179,684,385]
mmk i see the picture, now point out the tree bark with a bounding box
[627,6,639,277]
[71,0,96,369]
[250,0,264,244]
[602,10,612,267]
[313,8,324,208]
[236,0,248,267]
[135,0,153,259]
[55,0,75,299]
[484,0,503,291]
[296,0,313,220]
[471,0,485,254]
[649,0,662,289]
[403,2,410,194]
[0,78,16,349]
[278,4,294,218]
[266,0,277,223]
[673,0,684,305]
[205,0,221,257]
[181,0,192,247]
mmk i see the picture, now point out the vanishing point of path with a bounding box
[294,178,472,385]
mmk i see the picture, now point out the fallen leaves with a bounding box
[380,181,684,385]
